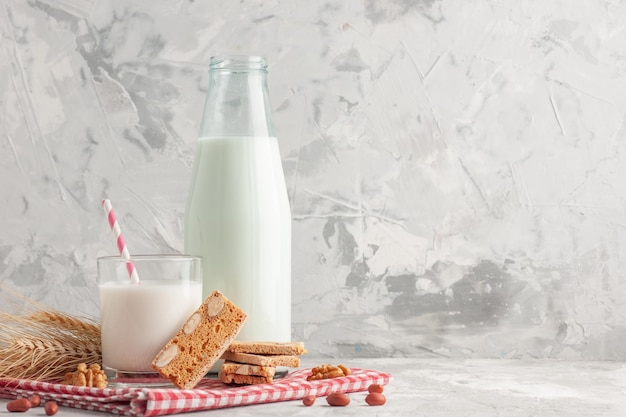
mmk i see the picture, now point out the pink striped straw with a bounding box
[101,199,140,284]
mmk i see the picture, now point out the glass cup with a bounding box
[97,255,202,383]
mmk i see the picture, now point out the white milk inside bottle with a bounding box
[184,56,291,342]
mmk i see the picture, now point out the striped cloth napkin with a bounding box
[0,367,391,416]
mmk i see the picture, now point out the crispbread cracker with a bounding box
[151,290,247,389]
[227,341,307,356]
[221,361,276,377]
[221,351,300,367]
[219,371,273,385]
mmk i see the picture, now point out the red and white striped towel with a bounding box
[0,367,391,416]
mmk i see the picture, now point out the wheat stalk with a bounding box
[27,311,100,339]
[0,286,102,381]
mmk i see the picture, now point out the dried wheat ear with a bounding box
[0,286,102,381]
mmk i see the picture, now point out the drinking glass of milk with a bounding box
[97,255,202,381]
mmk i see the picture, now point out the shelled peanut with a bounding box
[301,383,387,408]
[6,398,31,412]
[44,401,59,416]
[365,383,386,405]
[5,398,58,414]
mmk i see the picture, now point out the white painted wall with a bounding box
[1,0,625,359]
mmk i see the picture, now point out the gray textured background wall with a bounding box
[1,0,625,360]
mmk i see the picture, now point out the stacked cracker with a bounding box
[219,341,307,385]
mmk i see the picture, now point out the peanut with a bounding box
[368,383,384,393]
[326,392,350,406]
[44,401,59,416]
[365,392,386,406]
[29,395,41,407]
[6,398,31,412]
[302,395,316,406]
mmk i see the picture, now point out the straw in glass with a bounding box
[101,199,140,284]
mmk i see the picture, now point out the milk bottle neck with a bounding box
[199,55,274,138]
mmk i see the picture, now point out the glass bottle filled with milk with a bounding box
[185,56,291,342]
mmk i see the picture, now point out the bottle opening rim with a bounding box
[209,55,267,72]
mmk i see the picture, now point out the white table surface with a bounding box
[2,358,625,416]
